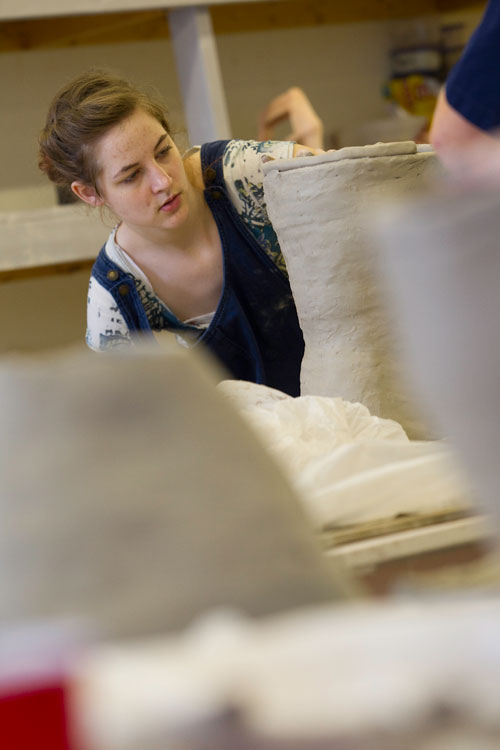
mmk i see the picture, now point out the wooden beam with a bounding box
[435,0,485,11]
[0,11,168,52]
[213,0,437,33]
[0,0,486,53]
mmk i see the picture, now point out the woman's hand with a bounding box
[258,87,324,150]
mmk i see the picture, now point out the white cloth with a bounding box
[218,381,474,528]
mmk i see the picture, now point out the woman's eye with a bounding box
[156,146,171,159]
[123,170,139,183]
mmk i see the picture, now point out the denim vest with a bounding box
[90,140,304,396]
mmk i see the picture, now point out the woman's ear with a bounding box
[71,181,105,207]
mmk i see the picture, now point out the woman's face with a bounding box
[75,108,192,234]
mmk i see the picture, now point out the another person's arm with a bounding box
[258,87,324,151]
[430,86,495,152]
[430,0,500,180]
[429,87,500,176]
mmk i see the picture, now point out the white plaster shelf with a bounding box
[0,205,108,277]
[0,0,265,22]
[0,0,483,23]
[327,515,489,571]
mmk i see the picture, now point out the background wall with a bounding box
[0,6,484,353]
[0,18,402,207]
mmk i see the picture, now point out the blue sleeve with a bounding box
[446,0,500,131]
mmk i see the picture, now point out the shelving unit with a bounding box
[0,205,107,279]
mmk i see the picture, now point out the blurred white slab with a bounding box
[374,186,500,537]
[0,343,346,640]
[328,516,489,570]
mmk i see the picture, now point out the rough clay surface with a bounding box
[263,142,443,439]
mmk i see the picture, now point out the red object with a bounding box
[0,680,70,750]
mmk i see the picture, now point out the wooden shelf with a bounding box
[0,0,486,53]
[0,205,108,278]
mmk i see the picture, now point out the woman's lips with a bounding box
[160,194,181,212]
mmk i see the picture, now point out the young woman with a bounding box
[39,70,322,396]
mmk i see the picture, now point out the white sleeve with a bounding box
[223,140,294,223]
[222,140,293,274]
[86,275,132,352]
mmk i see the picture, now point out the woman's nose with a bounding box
[150,163,172,192]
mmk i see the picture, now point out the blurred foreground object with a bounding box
[262,141,443,439]
[258,87,324,150]
[75,596,500,749]
[0,621,82,750]
[375,185,500,536]
[0,342,349,643]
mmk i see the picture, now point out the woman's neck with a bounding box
[117,185,223,321]
[119,188,212,257]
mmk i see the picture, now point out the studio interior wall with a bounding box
[0,16,416,205]
[0,8,484,353]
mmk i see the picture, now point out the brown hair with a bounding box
[38,69,170,196]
